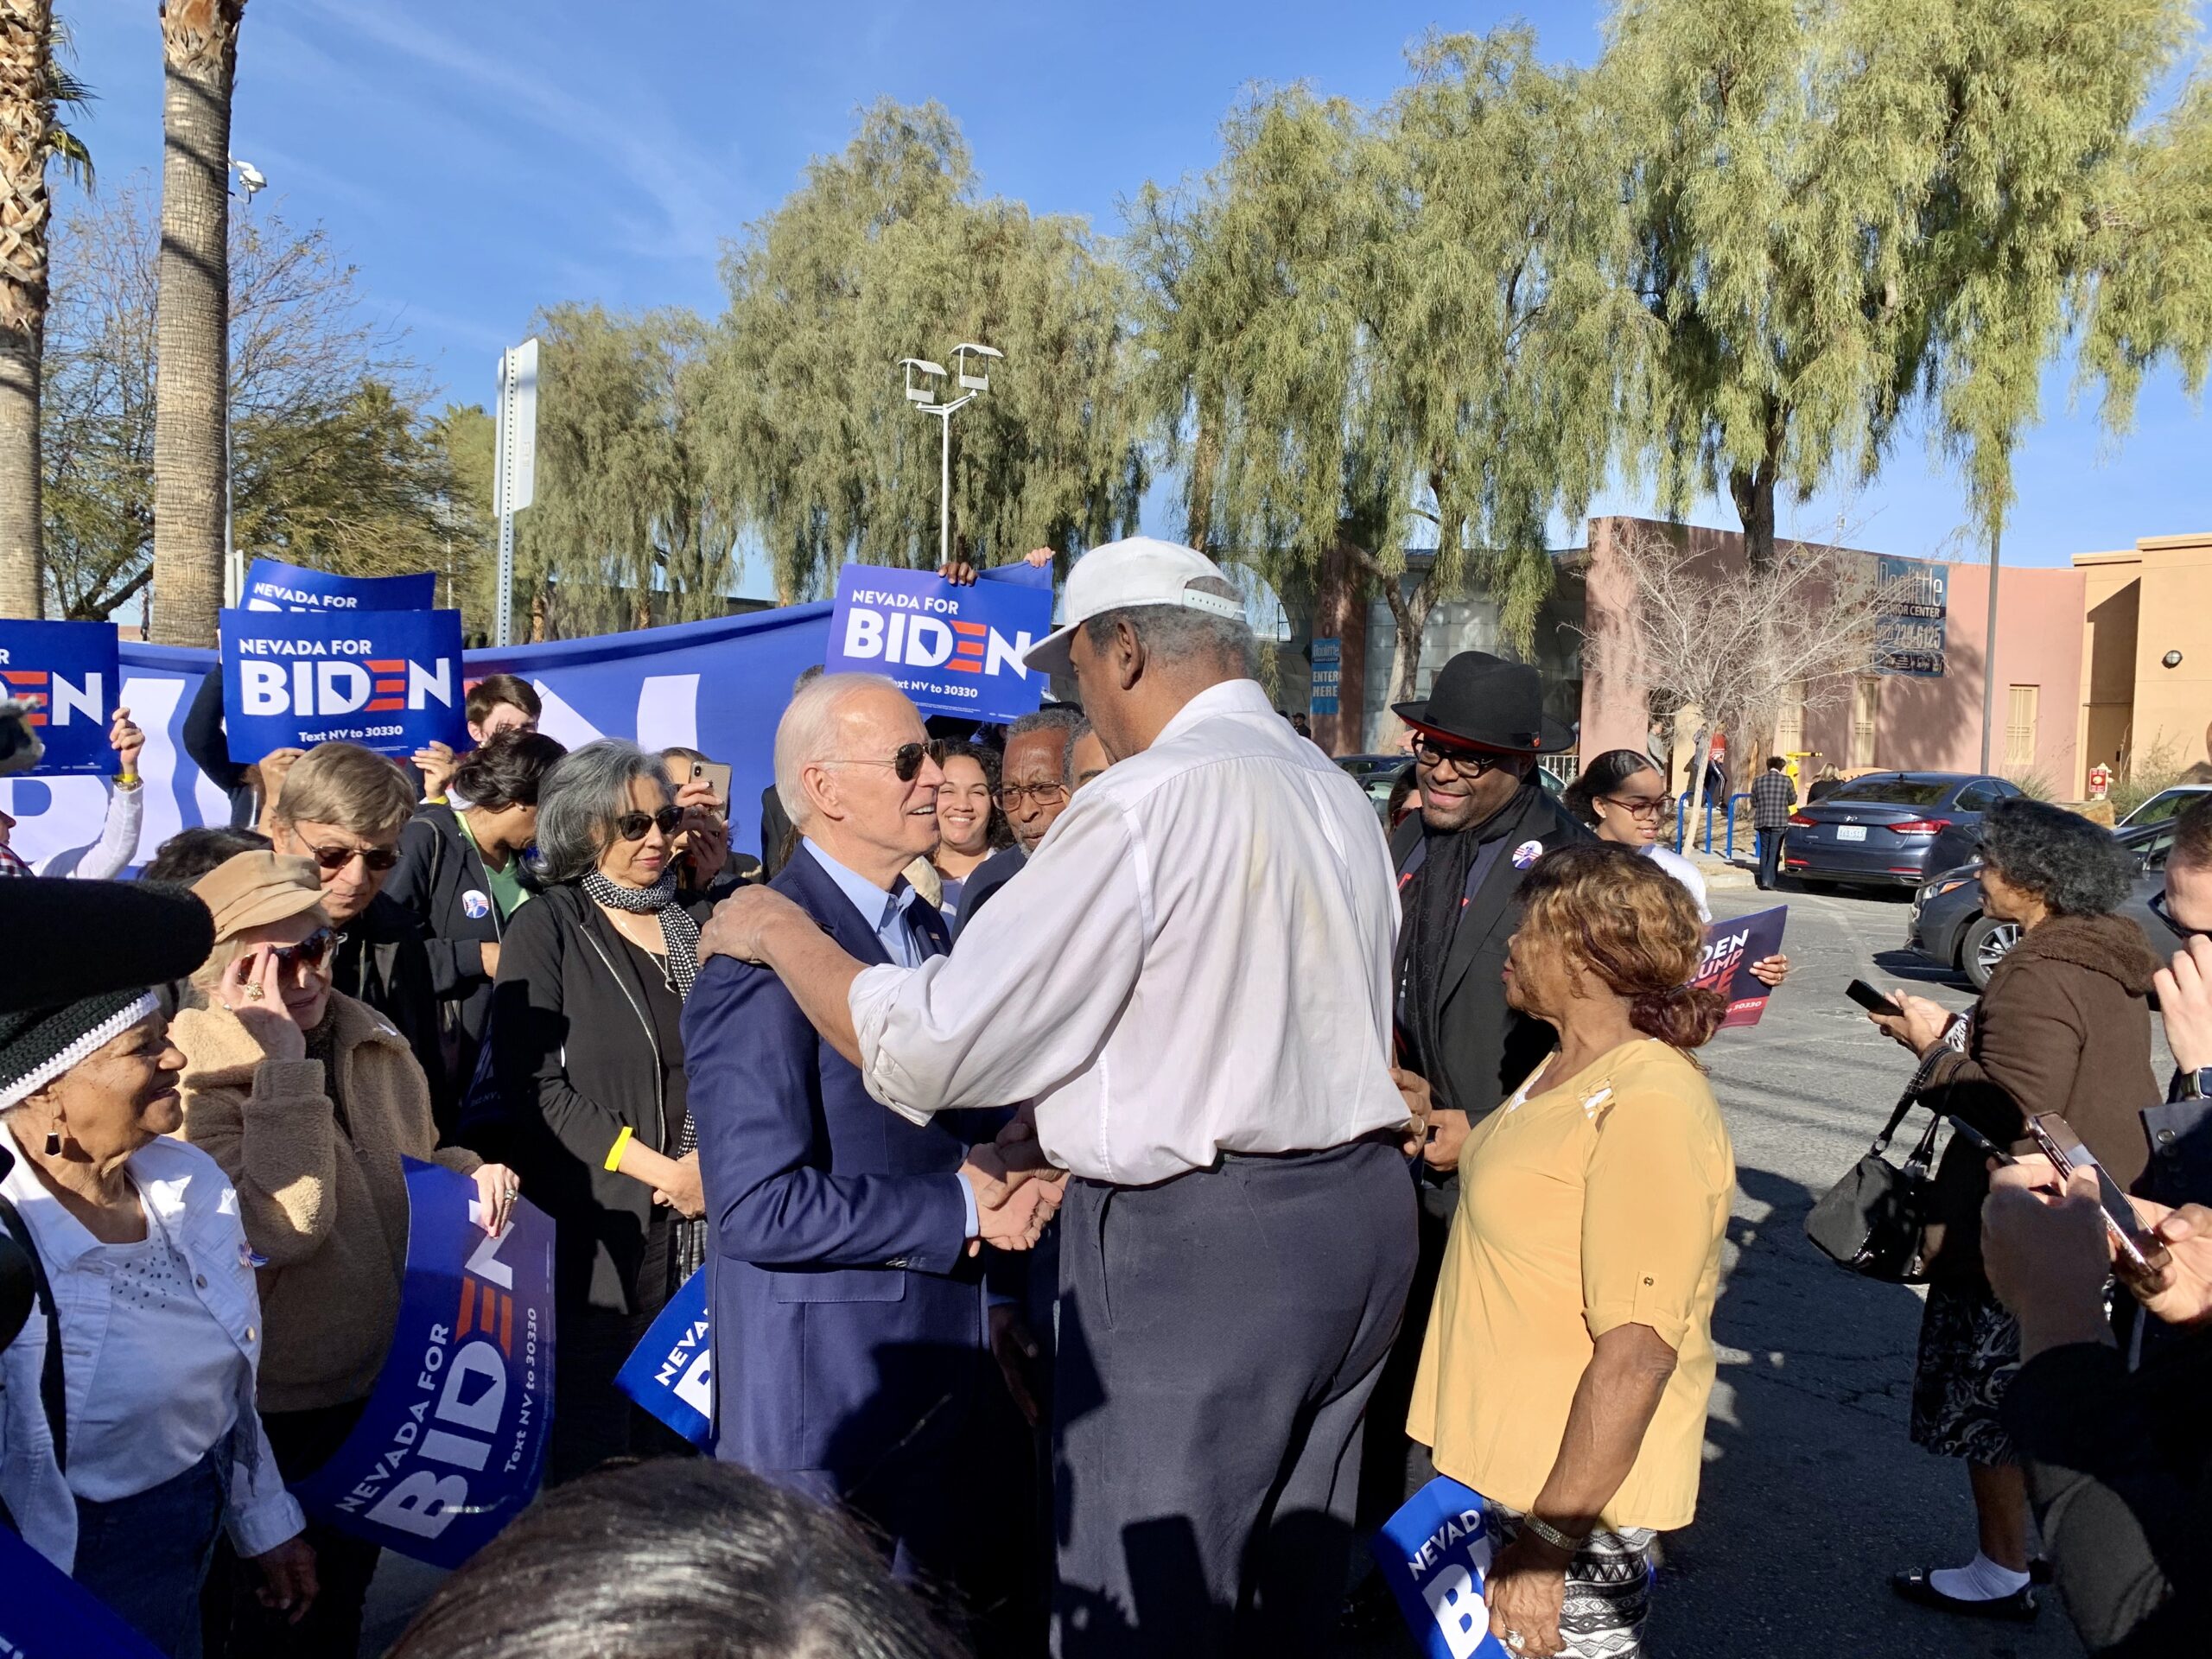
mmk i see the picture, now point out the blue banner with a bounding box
[243,556,437,613]
[1370,1476,1510,1659]
[0,620,119,776]
[0,1528,164,1657]
[0,603,833,878]
[824,563,1052,723]
[220,608,466,760]
[1694,903,1789,1029]
[1310,636,1342,717]
[614,1266,714,1446]
[289,1160,556,1569]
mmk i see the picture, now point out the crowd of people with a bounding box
[1,534,2209,1659]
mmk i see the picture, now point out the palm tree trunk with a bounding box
[0,0,55,620]
[149,0,244,646]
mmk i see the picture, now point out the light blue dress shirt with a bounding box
[800,840,976,1237]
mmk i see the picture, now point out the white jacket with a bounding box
[0,1124,304,1573]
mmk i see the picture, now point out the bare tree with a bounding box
[1586,518,1902,851]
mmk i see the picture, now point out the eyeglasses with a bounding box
[302,842,399,874]
[995,783,1070,809]
[1410,734,1516,774]
[2151,890,2210,941]
[614,805,685,842]
[826,742,929,784]
[269,928,337,969]
[1599,794,1670,821]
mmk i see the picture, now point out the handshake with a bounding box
[957,1107,1068,1255]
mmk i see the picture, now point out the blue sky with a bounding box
[54,0,2209,579]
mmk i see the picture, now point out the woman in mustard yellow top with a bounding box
[1407,842,1735,1659]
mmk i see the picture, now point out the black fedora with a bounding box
[1393,652,1573,755]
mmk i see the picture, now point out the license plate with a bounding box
[1836,824,1867,842]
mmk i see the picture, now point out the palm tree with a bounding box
[149,0,244,645]
[0,2,91,620]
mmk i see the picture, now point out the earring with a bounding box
[42,1129,61,1157]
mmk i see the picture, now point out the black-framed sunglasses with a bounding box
[614,805,685,842]
[1409,733,1515,774]
[302,842,399,874]
[829,742,929,783]
[268,927,337,969]
[2151,889,2209,940]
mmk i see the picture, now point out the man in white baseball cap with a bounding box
[701,535,1417,1658]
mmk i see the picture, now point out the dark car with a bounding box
[1782,772,2020,891]
[1907,817,2183,989]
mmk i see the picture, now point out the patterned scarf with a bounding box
[583,868,704,1281]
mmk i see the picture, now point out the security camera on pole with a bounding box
[899,344,1001,567]
[493,340,539,647]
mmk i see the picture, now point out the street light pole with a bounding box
[222,156,267,609]
[900,344,1001,567]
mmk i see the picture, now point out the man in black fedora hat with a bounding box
[1351,650,1590,1588]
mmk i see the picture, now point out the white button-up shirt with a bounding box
[849,677,1406,1185]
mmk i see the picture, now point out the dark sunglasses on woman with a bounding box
[615,805,686,842]
[267,928,337,969]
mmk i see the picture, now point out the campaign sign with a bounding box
[244,556,436,613]
[0,1527,165,1658]
[290,1160,555,1569]
[615,1265,714,1446]
[824,563,1051,723]
[220,607,466,760]
[0,619,118,775]
[1370,1475,1510,1659]
[1694,904,1789,1028]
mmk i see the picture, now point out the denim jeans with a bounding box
[73,1448,225,1659]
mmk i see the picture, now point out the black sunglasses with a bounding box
[303,842,399,874]
[1409,733,1516,774]
[2151,889,2209,941]
[268,927,337,969]
[830,742,928,783]
[614,805,685,842]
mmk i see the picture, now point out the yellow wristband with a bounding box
[603,1126,634,1173]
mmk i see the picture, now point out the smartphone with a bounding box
[1945,1116,2016,1166]
[690,760,732,808]
[1846,979,1903,1019]
[2025,1112,2159,1270]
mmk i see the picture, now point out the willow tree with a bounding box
[702,99,1144,604]
[512,303,734,639]
[1135,30,1641,697]
[1610,0,2195,569]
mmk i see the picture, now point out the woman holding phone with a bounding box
[1866,797,2159,1623]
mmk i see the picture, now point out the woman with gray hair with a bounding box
[486,740,710,1481]
[1866,796,2160,1623]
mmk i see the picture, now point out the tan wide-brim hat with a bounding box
[191,850,328,942]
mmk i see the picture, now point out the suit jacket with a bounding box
[760,784,796,876]
[683,848,988,1497]
[1389,784,1591,1120]
[952,842,1025,933]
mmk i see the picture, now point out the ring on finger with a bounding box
[244,983,264,1001]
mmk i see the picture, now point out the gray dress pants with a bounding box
[1052,1138,1418,1658]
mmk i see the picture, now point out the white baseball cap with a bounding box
[1023,537,1246,677]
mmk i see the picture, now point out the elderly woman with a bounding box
[1869,797,2159,1621]
[0,986,315,1656]
[489,740,709,1482]
[170,850,517,1659]
[1406,842,1733,1659]
[1562,747,1789,988]
[385,729,568,1116]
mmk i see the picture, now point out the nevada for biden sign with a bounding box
[220,607,466,760]
[824,563,1051,724]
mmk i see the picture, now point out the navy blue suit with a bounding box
[682,848,990,1575]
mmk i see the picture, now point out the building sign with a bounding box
[1310,636,1342,716]
[1874,556,1946,677]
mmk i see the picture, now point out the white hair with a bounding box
[773,672,904,830]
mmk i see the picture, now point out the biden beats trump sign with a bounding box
[824,563,1051,723]
[220,607,467,760]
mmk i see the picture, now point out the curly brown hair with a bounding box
[1516,842,1726,1051]
[930,741,1013,851]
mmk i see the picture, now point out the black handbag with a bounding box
[1805,1060,1946,1284]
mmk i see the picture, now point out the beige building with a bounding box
[2075,532,2212,783]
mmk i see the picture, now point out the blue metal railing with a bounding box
[1675,791,1752,860]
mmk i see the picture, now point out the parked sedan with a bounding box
[1907,818,2182,988]
[2120,782,2212,829]
[1782,771,2019,890]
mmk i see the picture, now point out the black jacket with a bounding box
[181,669,259,830]
[1389,783,1591,1120]
[328,892,448,1123]
[760,785,796,876]
[384,804,530,1116]
[954,843,1026,933]
[484,882,710,1316]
